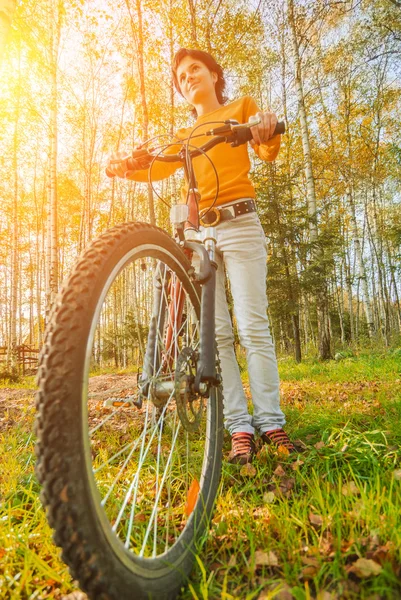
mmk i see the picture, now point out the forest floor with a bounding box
[0,351,400,600]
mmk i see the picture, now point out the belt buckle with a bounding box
[199,207,221,228]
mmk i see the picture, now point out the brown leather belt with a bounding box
[199,199,256,227]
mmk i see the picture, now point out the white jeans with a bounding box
[203,208,286,435]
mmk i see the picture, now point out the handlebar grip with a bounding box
[239,120,286,146]
[249,120,286,138]
[126,157,138,171]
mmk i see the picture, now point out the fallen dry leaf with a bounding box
[291,459,305,470]
[317,592,337,600]
[263,491,276,504]
[274,464,286,477]
[299,564,319,579]
[301,556,320,567]
[253,506,271,524]
[228,554,237,567]
[367,540,394,564]
[277,445,290,457]
[294,438,307,450]
[257,582,293,600]
[340,538,355,553]
[341,481,360,496]
[319,536,334,556]
[279,477,295,494]
[314,441,325,449]
[393,469,401,480]
[309,512,324,527]
[254,549,279,566]
[134,513,147,522]
[240,462,257,477]
[368,531,380,548]
[347,557,382,578]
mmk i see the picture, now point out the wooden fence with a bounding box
[0,345,40,375]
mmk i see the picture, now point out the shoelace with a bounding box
[232,432,254,456]
[264,428,295,451]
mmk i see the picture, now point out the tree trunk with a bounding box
[287,0,331,359]
[169,0,175,137]
[8,42,20,365]
[135,0,155,225]
[187,0,198,46]
[335,265,345,345]
[278,21,302,363]
[47,0,59,312]
[342,83,375,338]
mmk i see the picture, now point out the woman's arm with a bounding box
[127,141,183,182]
[106,139,183,182]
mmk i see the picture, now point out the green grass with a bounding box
[1,352,401,599]
[277,351,401,383]
[0,375,37,389]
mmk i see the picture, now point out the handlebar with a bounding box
[106,118,286,177]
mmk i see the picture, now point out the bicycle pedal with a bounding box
[104,395,142,409]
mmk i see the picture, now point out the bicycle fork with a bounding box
[184,227,219,393]
[139,228,220,404]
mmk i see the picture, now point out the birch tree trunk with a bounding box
[130,0,155,225]
[187,0,198,46]
[347,188,374,337]
[47,0,60,314]
[168,0,175,137]
[8,41,20,365]
[279,17,302,362]
[287,0,331,359]
[342,78,375,338]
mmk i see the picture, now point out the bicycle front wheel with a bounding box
[35,222,223,600]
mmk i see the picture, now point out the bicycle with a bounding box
[35,116,285,600]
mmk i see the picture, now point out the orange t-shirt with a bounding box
[129,96,281,210]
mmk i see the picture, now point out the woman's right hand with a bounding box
[106,148,153,178]
[105,151,135,178]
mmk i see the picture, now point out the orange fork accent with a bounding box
[185,479,200,516]
[163,275,186,371]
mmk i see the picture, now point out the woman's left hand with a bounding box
[249,111,278,146]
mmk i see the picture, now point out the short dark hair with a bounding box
[172,48,228,109]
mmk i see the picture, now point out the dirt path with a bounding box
[0,374,140,432]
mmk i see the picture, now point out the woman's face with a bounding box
[176,56,218,106]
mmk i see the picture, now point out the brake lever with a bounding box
[231,117,261,131]
[230,127,254,147]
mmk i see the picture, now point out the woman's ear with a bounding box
[212,72,218,85]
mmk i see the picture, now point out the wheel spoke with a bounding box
[139,418,182,557]
[94,437,143,475]
[100,438,142,506]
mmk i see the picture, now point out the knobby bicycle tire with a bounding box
[35,222,224,600]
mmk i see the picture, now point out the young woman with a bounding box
[107,48,296,464]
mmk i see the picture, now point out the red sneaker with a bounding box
[228,432,255,465]
[261,428,296,454]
